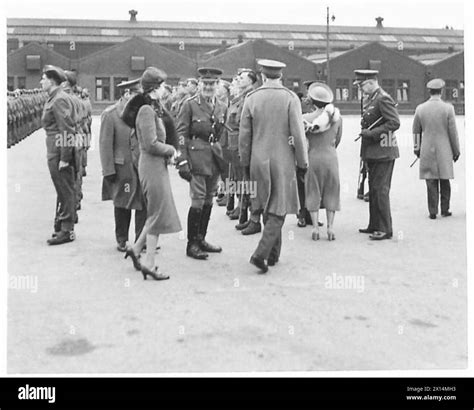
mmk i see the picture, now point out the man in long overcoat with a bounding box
[413,78,460,219]
[239,59,308,273]
[99,79,146,251]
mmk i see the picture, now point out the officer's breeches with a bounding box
[253,213,286,260]
[367,160,395,235]
[190,171,220,208]
[48,157,76,232]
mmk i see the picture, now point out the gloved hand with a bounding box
[105,173,116,183]
[296,166,307,182]
[453,153,460,162]
[177,157,192,182]
[359,129,374,139]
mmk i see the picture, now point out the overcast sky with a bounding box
[2,0,466,29]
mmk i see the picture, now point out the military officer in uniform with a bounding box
[99,78,147,251]
[354,69,400,240]
[239,59,308,273]
[176,67,228,260]
[412,78,460,219]
[63,70,85,213]
[40,65,77,245]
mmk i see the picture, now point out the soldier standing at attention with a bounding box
[63,71,84,213]
[412,79,460,219]
[176,68,228,260]
[354,69,400,241]
[99,79,147,252]
[40,65,77,245]
[239,59,308,273]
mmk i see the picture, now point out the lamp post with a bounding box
[326,7,335,85]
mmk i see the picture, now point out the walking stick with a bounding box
[409,157,419,168]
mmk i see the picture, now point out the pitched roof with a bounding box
[7,18,463,52]
[409,50,464,65]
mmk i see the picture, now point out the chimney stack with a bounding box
[375,17,384,29]
[129,9,138,22]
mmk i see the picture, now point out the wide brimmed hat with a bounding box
[307,82,334,103]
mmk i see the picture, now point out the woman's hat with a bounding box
[307,82,334,103]
[140,67,167,92]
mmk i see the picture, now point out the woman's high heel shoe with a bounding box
[311,228,320,241]
[124,246,141,271]
[141,265,170,281]
[327,228,336,241]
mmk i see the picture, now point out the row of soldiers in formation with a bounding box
[7,89,48,148]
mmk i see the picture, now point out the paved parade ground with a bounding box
[7,115,467,373]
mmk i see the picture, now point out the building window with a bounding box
[351,84,363,101]
[335,79,350,101]
[113,77,128,100]
[381,79,396,99]
[380,35,397,41]
[49,28,67,35]
[423,36,440,43]
[459,81,464,100]
[396,80,410,102]
[101,29,119,36]
[8,76,14,91]
[131,56,145,71]
[445,80,458,101]
[245,32,262,38]
[198,31,214,38]
[96,77,110,101]
[335,34,356,41]
[26,54,41,70]
[152,29,170,37]
[17,77,26,89]
[311,34,325,40]
[291,33,310,40]
[7,27,15,34]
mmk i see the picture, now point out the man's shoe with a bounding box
[117,241,127,252]
[47,230,75,245]
[267,255,279,266]
[441,211,452,217]
[429,214,437,219]
[216,195,227,207]
[250,255,268,273]
[228,207,240,220]
[359,227,375,234]
[369,231,392,240]
[242,221,262,235]
[186,242,208,260]
[235,220,250,231]
[363,193,370,202]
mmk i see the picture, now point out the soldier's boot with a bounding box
[235,201,249,230]
[226,194,235,215]
[186,207,208,260]
[199,204,222,253]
